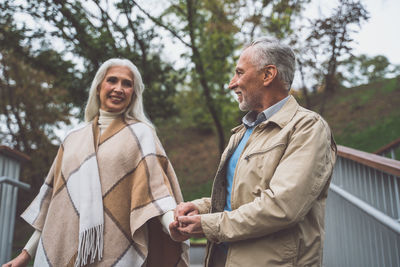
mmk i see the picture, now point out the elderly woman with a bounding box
[3,59,189,267]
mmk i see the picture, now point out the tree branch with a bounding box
[130,0,193,49]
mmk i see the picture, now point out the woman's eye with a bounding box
[107,77,117,83]
[123,80,133,87]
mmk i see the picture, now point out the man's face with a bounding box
[228,47,265,113]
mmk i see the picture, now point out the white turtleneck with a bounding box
[23,109,175,257]
[98,108,124,134]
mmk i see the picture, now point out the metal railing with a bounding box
[375,137,400,160]
[324,145,400,267]
[0,147,30,265]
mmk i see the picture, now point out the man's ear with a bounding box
[263,65,278,86]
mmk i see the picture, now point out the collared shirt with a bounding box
[242,95,290,127]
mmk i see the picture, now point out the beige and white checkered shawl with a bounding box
[21,116,189,267]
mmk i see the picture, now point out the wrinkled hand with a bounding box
[2,250,31,267]
[174,202,199,221]
[169,202,200,242]
[169,220,190,242]
[176,215,205,238]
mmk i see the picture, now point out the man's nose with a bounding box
[228,77,237,90]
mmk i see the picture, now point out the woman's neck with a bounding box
[98,109,124,131]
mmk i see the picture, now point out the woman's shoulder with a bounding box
[62,122,91,143]
[125,120,166,156]
[126,121,157,139]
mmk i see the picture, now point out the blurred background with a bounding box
[1,0,399,265]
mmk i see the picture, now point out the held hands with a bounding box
[169,202,205,242]
[2,250,31,267]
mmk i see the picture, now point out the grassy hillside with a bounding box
[157,124,220,201]
[307,76,400,153]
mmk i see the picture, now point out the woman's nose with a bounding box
[113,83,123,93]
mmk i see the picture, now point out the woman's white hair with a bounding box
[84,58,154,128]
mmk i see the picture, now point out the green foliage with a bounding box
[0,50,71,191]
[7,0,180,120]
[382,78,398,93]
[173,89,214,133]
[341,54,400,87]
[183,179,214,201]
[190,237,207,245]
[268,0,310,38]
[336,113,400,153]
[308,76,400,153]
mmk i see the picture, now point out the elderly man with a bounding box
[170,37,337,266]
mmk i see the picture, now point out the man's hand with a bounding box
[174,202,199,220]
[177,215,205,238]
[2,249,31,267]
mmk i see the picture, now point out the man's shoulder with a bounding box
[291,105,333,134]
[231,124,245,134]
[295,105,326,123]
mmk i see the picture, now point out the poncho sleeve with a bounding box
[21,145,63,231]
[128,123,184,235]
[126,122,189,267]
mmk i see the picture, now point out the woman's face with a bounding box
[98,66,135,113]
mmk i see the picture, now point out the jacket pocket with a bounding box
[242,142,287,190]
[244,142,286,162]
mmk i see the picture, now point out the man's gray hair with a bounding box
[245,37,296,90]
[84,58,153,128]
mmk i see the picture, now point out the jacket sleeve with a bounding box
[191,197,212,214]
[201,116,336,243]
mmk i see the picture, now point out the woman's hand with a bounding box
[169,220,191,242]
[2,250,31,267]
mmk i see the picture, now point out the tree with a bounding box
[341,54,400,86]
[7,0,311,155]
[0,49,73,190]
[11,0,180,120]
[305,0,369,114]
[131,0,308,153]
[0,3,79,190]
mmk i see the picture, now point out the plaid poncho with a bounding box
[21,116,189,267]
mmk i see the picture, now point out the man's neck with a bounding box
[256,92,289,113]
[255,79,289,113]
[243,95,290,128]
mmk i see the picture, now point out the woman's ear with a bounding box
[263,65,278,86]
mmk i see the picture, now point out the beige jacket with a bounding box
[193,96,337,267]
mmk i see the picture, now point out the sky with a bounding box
[356,0,400,64]
[308,0,400,65]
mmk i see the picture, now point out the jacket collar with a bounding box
[261,95,299,128]
[230,95,299,133]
